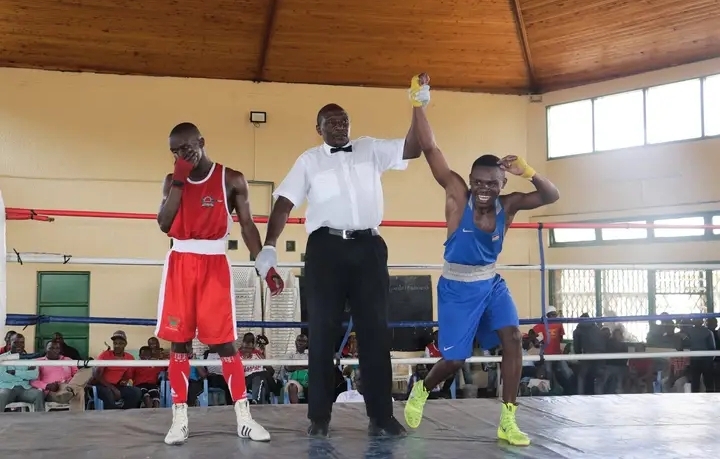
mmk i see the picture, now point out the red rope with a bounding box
[4,207,720,230]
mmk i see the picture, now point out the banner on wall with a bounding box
[0,190,5,330]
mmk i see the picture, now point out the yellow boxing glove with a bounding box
[408,74,430,107]
[510,156,536,180]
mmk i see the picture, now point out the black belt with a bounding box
[321,227,379,239]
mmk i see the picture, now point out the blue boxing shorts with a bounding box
[436,274,519,361]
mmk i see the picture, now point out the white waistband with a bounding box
[442,262,497,282]
[171,239,226,255]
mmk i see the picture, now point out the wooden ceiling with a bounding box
[1,0,719,94]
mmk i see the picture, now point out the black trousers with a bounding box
[304,227,393,422]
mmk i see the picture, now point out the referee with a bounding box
[255,77,429,438]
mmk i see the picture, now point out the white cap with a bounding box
[545,306,557,314]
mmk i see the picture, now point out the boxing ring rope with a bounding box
[4,205,720,371]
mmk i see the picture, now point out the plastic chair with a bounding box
[44,402,70,411]
[5,402,34,412]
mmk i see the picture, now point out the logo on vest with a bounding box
[201,196,222,207]
[492,234,500,241]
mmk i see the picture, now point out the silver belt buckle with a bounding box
[341,230,354,240]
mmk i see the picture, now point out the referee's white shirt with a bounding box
[273,137,408,234]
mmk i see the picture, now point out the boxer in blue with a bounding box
[403,76,560,446]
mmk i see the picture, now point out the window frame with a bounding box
[546,74,719,160]
[548,211,717,248]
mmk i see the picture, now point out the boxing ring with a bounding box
[3,205,720,458]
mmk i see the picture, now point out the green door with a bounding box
[36,272,90,359]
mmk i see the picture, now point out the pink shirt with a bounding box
[31,356,78,391]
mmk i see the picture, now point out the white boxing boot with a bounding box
[164,403,189,445]
[235,398,271,441]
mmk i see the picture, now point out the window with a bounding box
[713,215,720,235]
[552,268,717,344]
[653,216,704,238]
[646,79,702,144]
[593,90,645,151]
[704,74,720,136]
[553,228,596,243]
[601,221,648,241]
[547,100,593,158]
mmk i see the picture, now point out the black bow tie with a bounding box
[330,145,353,153]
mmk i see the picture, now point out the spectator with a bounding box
[683,318,715,392]
[31,340,92,410]
[282,334,309,404]
[573,314,608,395]
[605,329,628,394]
[338,370,394,404]
[134,346,163,408]
[240,338,271,404]
[255,335,269,358]
[94,330,142,409]
[342,332,358,358]
[663,339,690,393]
[532,306,573,393]
[407,364,445,400]
[0,334,44,412]
[147,337,169,360]
[53,332,82,360]
[204,350,231,405]
[336,369,365,403]
[646,313,676,347]
[0,330,17,353]
[188,352,204,407]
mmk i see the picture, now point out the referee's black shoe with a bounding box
[368,416,407,437]
[307,420,330,438]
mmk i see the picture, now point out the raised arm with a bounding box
[228,169,263,259]
[498,156,560,214]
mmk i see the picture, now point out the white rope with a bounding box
[7,252,720,271]
[1,350,718,367]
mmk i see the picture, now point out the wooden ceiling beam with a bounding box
[509,0,539,94]
[254,0,280,82]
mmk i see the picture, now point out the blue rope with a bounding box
[337,317,354,356]
[538,225,549,358]
[5,313,720,328]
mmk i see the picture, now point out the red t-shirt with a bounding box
[97,350,135,385]
[425,343,442,358]
[532,323,565,354]
[133,365,164,386]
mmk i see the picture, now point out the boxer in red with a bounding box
[156,122,284,446]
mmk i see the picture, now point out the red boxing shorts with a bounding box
[155,239,237,345]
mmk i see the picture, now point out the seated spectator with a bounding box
[282,334,309,404]
[240,338,271,404]
[255,335,269,358]
[407,364,445,400]
[204,350,231,405]
[521,336,537,379]
[134,346,163,408]
[31,340,92,411]
[0,330,17,354]
[94,330,142,409]
[342,332,358,358]
[188,353,204,407]
[147,337,169,360]
[663,340,690,393]
[0,334,44,412]
[336,370,392,403]
[53,332,82,360]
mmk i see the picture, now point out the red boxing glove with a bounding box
[265,267,285,296]
[172,158,194,184]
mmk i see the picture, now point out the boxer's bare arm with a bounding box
[264,197,294,248]
[227,168,263,259]
[501,175,560,216]
[412,106,468,235]
[157,173,183,233]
